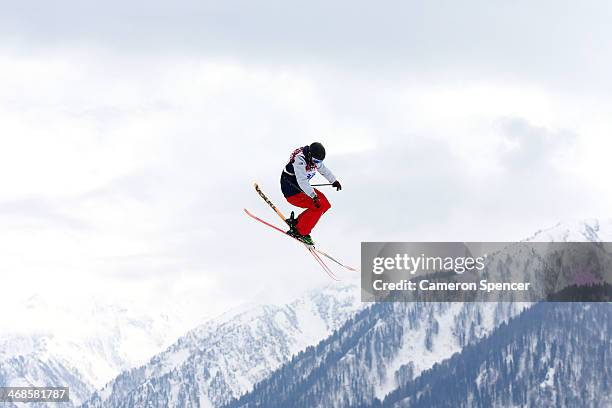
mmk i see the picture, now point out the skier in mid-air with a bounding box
[280,142,342,246]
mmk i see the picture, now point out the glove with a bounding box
[332,180,342,191]
[312,195,321,208]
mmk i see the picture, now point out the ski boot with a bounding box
[299,234,315,247]
[285,211,298,233]
[287,229,315,247]
[285,213,315,247]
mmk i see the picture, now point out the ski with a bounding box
[308,246,339,281]
[252,182,358,271]
[244,208,339,281]
[254,182,287,224]
[311,247,359,272]
[244,207,356,271]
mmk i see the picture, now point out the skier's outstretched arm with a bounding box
[317,162,337,184]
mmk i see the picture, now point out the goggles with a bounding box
[312,158,323,164]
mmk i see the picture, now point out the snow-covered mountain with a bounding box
[228,219,612,407]
[227,301,524,407]
[376,302,611,407]
[483,218,612,301]
[83,283,363,408]
[230,301,610,407]
[0,296,195,406]
[525,218,612,242]
[3,219,609,408]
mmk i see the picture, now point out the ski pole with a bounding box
[311,183,333,187]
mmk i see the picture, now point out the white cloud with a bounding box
[1,16,612,329]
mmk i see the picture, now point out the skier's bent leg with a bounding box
[290,190,331,235]
[285,193,313,234]
[314,189,331,212]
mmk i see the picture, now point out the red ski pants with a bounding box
[285,189,331,235]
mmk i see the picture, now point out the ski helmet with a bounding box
[309,142,326,161]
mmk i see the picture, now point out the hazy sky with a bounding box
[1,1,612,321]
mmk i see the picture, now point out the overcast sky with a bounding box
[1,1,612,322]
